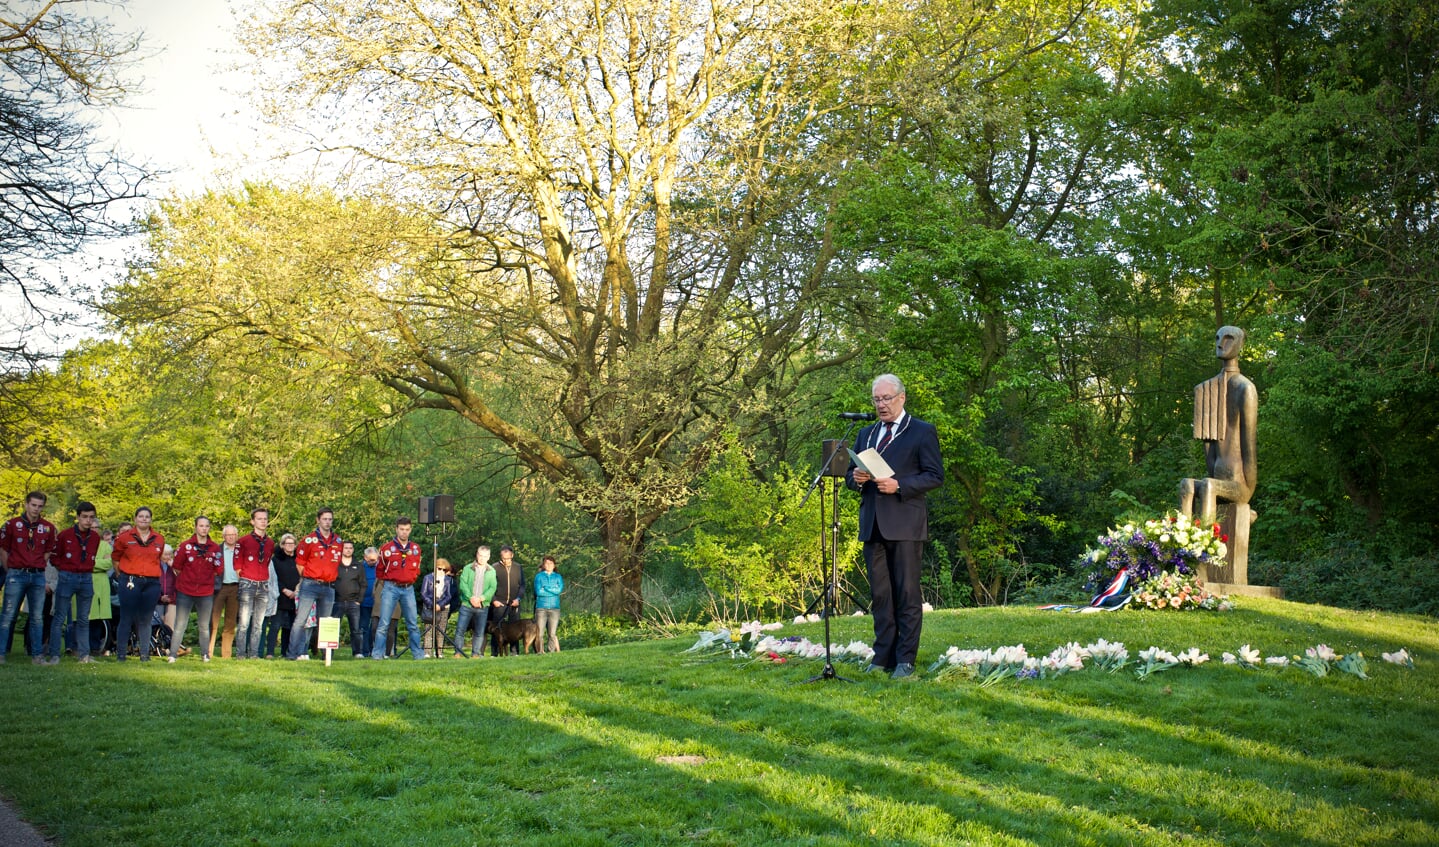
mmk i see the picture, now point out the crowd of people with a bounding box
[0,492,565,664]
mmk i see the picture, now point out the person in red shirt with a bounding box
[45,501,101,664]
[111,506,166,661]
[168,516,221,663]
[234,509,275,659]
[287,507,343,661]
[0,491,58,664]
[371,516,425,659]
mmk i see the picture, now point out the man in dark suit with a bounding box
[846,374,944,679]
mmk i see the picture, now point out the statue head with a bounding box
[1216,326,1245,362]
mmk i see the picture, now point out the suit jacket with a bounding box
[846,414,944,542]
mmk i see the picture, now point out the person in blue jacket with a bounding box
[533,555,564,653]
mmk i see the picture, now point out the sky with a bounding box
[101,0,262,194]
[9,1,271,357]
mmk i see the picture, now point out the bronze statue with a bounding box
[1180,325,1257,521]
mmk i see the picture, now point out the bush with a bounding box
[1250,540,1439,616]
[557,612,664,649]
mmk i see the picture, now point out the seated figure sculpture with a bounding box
[1179,325,1257,583]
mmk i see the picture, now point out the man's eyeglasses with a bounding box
[871,393,901,406]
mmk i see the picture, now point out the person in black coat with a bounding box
[266,534,301,659]
[846,373,944,679]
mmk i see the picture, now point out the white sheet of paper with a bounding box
[847,447,894,479]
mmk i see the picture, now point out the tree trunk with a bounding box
[598,508,649,620]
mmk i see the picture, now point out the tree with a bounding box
[829,0,1156,602]
[110,0,867,617]
[0,0,147,489]
[0,0,146,361]
[1135,0,1439,541]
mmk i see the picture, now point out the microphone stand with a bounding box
[804,425,861,684]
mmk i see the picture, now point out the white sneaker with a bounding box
[295,655,309,661]
[166,656,176,664]
[202,655,211,663]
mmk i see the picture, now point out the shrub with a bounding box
[1250,540,1439,616]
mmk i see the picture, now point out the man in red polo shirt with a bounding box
[371,516,425,659]
[288,507,343,660]
[46,501,101,664]
[0,491,57,664]
[234,508,275,659]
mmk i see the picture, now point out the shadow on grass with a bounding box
[0,600,1436,847]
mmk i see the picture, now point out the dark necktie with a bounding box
[877,423,893,451]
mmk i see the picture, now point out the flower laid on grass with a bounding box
[1222,644,1263,668]
[752,635,874,666]
[928,644,1032,685]
[1176,648,1210,666]
[737,620,785,638]
[1335,652,1368,679]
[1265,656,1290,668]
[1134,646,1180,680]
[1085,639,1130,672]
[1381,649,1414,668]
[1041,642,1087,675]
[1291,644,1370,679]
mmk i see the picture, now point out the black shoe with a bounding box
[891,663,915,679]
[863,662,894,674]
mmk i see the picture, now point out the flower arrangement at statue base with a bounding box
[1073,511,1234,612]
[1133,570,1234,611]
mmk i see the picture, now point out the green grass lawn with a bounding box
[1,597,1435,846]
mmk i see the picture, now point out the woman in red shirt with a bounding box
[111,506,165,661]
[168,516,220,663]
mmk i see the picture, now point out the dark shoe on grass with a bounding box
[891,663,915,679]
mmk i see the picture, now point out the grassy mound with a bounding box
[0,596,1434,846]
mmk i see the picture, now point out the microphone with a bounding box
[837,412,877,421]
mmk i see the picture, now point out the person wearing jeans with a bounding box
[234,508,275,659]
[111,507,165,661]
[533,555,564,653]
[0,491,57,665]
[288,507,343,661]
[454,545,496,657]
[371,516,424,659]
[168,517,221,663]
[47,501,100,664]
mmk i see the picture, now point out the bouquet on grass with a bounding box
[1081,512,1233,611]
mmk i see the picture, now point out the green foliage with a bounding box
[669,435,863,619]
[1251,541,1439,618]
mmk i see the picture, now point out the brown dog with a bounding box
[487,618,541,655]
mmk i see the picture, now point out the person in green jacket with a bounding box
[453,545,497,657]
[87,528,115,656]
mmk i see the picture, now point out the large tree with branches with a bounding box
[110,0,867,617]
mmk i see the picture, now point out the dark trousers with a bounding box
[115,576,162,659]
[864,533,925,669]
[334,600,363,656]
[265,610,295,658]
[369,610,398,657]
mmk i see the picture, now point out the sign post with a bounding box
[317,616,341,667]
